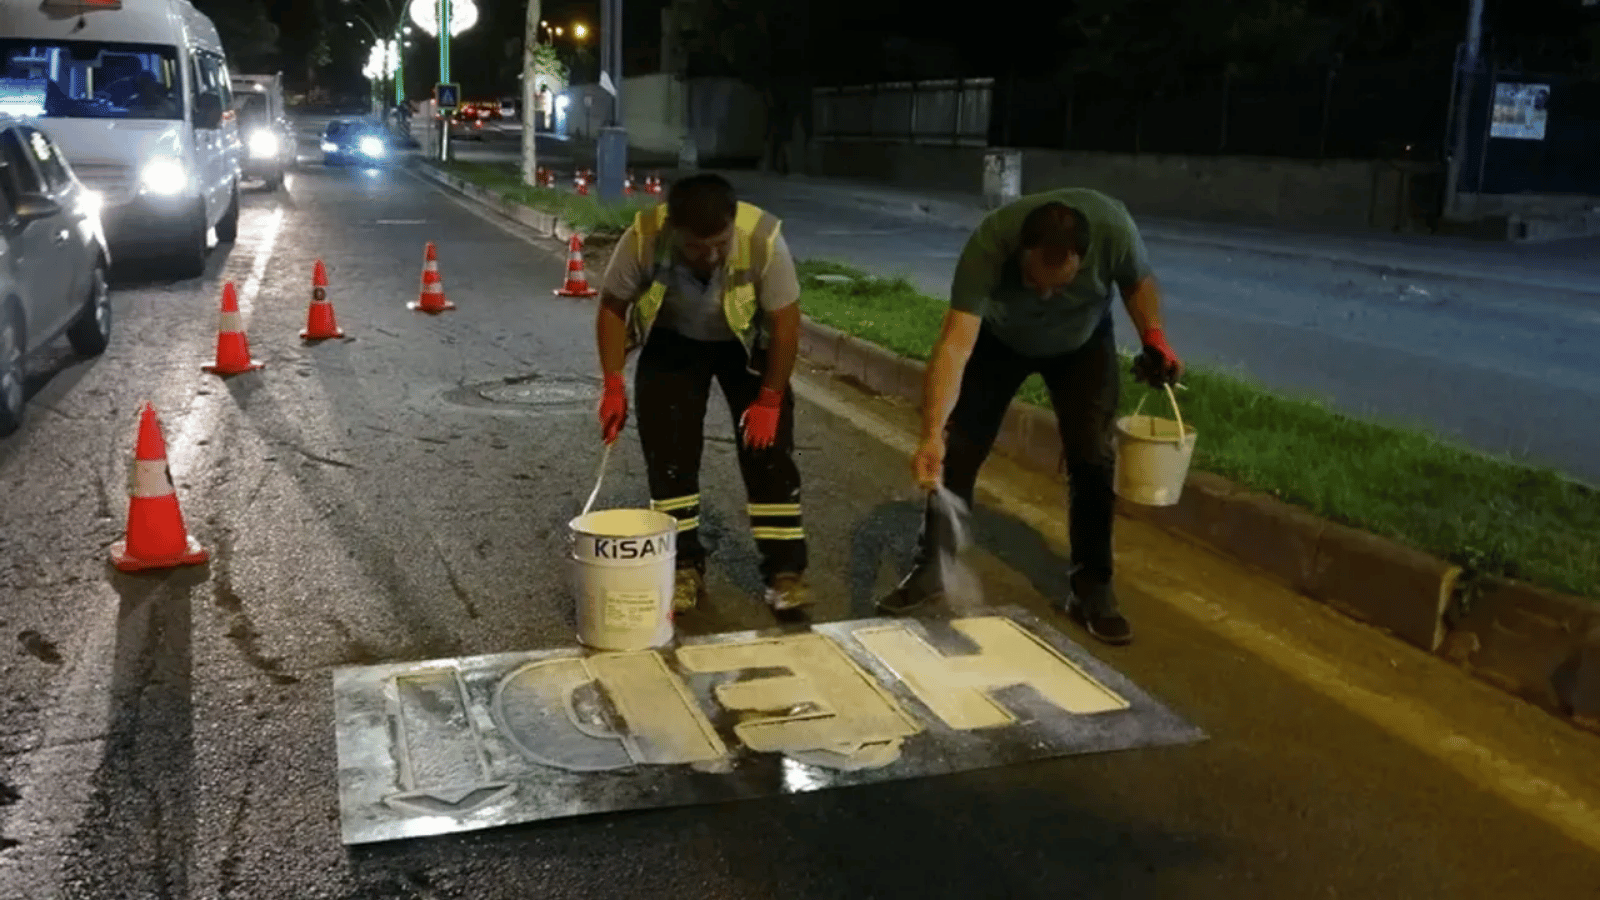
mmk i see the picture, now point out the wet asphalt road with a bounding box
[0,123,1598,898]
[464,134,1600,485]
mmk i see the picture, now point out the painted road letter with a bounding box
[676,633,922,765]
[852,617,1130,729]
[494,652,727,770]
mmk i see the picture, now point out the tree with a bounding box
[191,0,280,72]
[1061,0,1338,88]
[673,0,811,170]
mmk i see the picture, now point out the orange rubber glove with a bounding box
[740,386,783,450]
[598,373,627,444]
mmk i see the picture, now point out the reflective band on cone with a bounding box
[109,402,209,572]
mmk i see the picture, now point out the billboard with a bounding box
[1491,82,1550,140]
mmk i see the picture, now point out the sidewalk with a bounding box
[519,136,1600,295]
[703,169,1600,298]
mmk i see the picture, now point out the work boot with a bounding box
[763,572,812,612]
[877,559,943,615]
[1064,571,1132,646]
[673,567,708,613]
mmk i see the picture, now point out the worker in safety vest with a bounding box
[879,189,1184,645]
[594,174,810,614]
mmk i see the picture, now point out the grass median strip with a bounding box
[796,260,1600,604]
[436,160,647,234]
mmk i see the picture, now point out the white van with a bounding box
[0,0,243,277]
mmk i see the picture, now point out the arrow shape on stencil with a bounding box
[382,667,516,817]
[382,782,517,817]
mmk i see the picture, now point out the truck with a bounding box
[0,0,245,277]
[231,71,293,190]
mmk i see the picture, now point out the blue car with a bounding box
[320,120,390,167]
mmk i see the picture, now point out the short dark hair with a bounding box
[1019,201,1087,264]
[666,174,738,238]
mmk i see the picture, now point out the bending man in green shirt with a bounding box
[879,189,1183,645]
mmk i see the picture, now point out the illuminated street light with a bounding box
[573,23,588,38]
[407,0,478,36]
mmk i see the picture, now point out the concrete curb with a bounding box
[415,159,1600,736]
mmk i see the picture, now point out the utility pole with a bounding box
[438,0,453,161]
[521,0,541,186]
[1442,0,1487,221]
[595,0,628,202]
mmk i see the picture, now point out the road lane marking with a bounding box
[789,371,1600,856]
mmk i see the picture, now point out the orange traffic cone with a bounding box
[109,402,209,572]
[624,170,635,196]
[410,242,456,313]
[301,260,344,340]
[554,234,599,298]
[646,173,662,195]
[574,171,589,196]
[202,281,264,375]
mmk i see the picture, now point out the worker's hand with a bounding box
[598,373,627,444]
[912,436,945,490]
[739,387,784,450]
[1132,328,1184,388]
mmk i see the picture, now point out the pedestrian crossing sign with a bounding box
[435,83,460,110]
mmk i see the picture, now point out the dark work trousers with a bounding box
[920,315,1121,585]
[634,327,808,582]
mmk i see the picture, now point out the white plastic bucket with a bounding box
[568,508,678,651]
[1114,383,1198,507]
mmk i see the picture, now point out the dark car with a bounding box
[320,120,390,167]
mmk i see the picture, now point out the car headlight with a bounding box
[321,140,338,152]
[78,189,102,217]
[358,136,385,158]
[248,130,278,158]
[139,158,187,195]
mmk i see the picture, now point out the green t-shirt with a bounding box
[949,188,1153,358]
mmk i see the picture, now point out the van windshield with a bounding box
[0,39,183,121]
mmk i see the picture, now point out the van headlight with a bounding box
[358,136,385,158]
[248,129,278,158]
[139,158,188,195]
[320,140,338,152]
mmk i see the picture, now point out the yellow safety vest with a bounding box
[623,201,783,360]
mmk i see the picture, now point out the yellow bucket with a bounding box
[1114,383,1197,507]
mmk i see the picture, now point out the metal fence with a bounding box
[993,59,1457,161]
[812,78,992,146]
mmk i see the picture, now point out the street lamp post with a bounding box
[345,0,409,107]
[408,0,478,160]
[1442,0,1488,221]
[521,0,542,187]
[595,0,627,202]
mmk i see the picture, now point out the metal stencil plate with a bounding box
[332,606,1206,844]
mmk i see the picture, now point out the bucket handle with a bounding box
[581,442,612,516]
[1129,382,1186,444]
